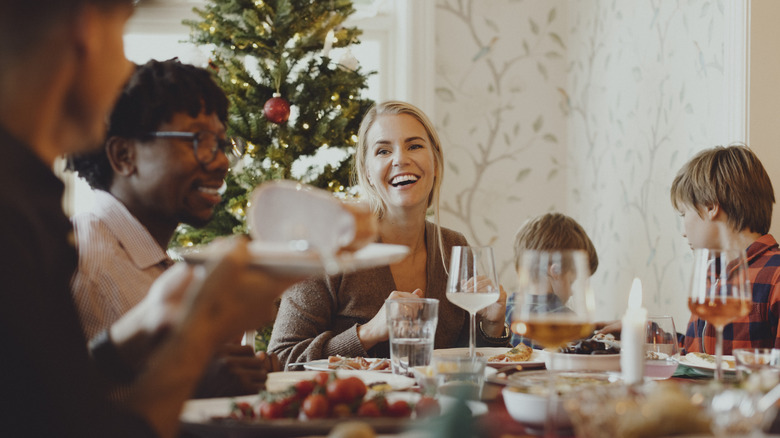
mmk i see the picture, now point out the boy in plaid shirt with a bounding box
[671,145,780,355]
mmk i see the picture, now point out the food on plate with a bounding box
[487,344,533,362]
[614,382,711,437]
[219,372,438,422]
[328,421,376,438]
[327,355,391,371]
[559,333,620,355]
[564,381,711,438]
[645,351,671,360]
[684,352,735,369]
[508,373,616,397]
[414,396,441,418]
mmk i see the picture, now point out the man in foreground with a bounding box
[0,2,325,437]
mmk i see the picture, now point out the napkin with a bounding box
[672,363,712,379]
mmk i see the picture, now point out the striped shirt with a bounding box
[70,190,172,340]
[683,234,780,355]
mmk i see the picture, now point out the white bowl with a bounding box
[502,371,620,428]
[503,386,571,428]
[543,350,621,372]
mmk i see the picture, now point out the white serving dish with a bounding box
[502,371,621,428]
[542,350,621,372]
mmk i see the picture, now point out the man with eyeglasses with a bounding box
[67,58,275,400]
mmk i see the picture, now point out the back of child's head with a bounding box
[513,213,598,275]
[670,144,775,235]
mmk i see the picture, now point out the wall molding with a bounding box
[725,0,750,145]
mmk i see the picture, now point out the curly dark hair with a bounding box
[67,58,229,190]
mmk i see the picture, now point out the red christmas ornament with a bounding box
[263,94,291,124]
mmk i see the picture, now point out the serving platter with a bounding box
[180,393,487,438]
[265,370,413,392]
[178,241,408,276]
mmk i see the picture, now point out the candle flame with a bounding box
[628,277,643,309]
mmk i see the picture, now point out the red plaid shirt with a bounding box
[684,234,780,355]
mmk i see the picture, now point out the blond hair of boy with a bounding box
[513,213,599,275]
[670,144,774,236]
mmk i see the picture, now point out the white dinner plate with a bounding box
[265,370,414,392]
[301,358,391,373]
[180,393,487,437]
[178,241,409,276]
[433,347,546,369]
[678,353,736,375]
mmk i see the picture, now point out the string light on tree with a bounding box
[180,0,375,249]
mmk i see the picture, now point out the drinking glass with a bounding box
[512,249,594,437]
[733,348,780,380]
[386,298,439,376]
[688,248,752,381]
[644,316,680,379]
[446,246,500,358]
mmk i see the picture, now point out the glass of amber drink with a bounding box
[688,248,751,381]
[512,250,594,437]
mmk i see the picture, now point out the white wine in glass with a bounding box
[687,248,751,381]
[446,246,500,358]
[512,249,594,437]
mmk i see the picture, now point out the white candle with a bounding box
[322,29,335,58]
[620,278,647,384]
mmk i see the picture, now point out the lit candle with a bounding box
[620,278,647,384]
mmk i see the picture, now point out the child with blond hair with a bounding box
[506,213,599,346]
[671,144,780,354]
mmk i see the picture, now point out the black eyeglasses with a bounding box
[146,131,246,165]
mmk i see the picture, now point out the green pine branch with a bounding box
[174,0,374,247]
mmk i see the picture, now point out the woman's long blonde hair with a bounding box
[352,101,447,269]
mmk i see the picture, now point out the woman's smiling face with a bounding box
[364,113,436,215]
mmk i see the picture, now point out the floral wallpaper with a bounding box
[434,0,729,327]
[434,0,570,286]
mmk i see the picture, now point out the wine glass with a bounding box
[446,246,500,358]
[688,248,751,381]
[644,316,680,379]
[512,249,593,437]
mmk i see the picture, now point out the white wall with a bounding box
[750,0,780,239]
[433,0,569,289]
[433,0,745,329]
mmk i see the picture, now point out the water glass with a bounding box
[386,298,439,376]
[644,316,680,380]
[434,355,488,400]
[734,348,780,380]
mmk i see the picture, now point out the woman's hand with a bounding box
[357,289,424,351]
[477,284,508,338]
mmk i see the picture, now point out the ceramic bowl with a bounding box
[543,350,621,372]
[502,371,620,428]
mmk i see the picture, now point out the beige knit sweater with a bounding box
[269,221,507,366]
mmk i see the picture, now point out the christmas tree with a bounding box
[175,0,375,247]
